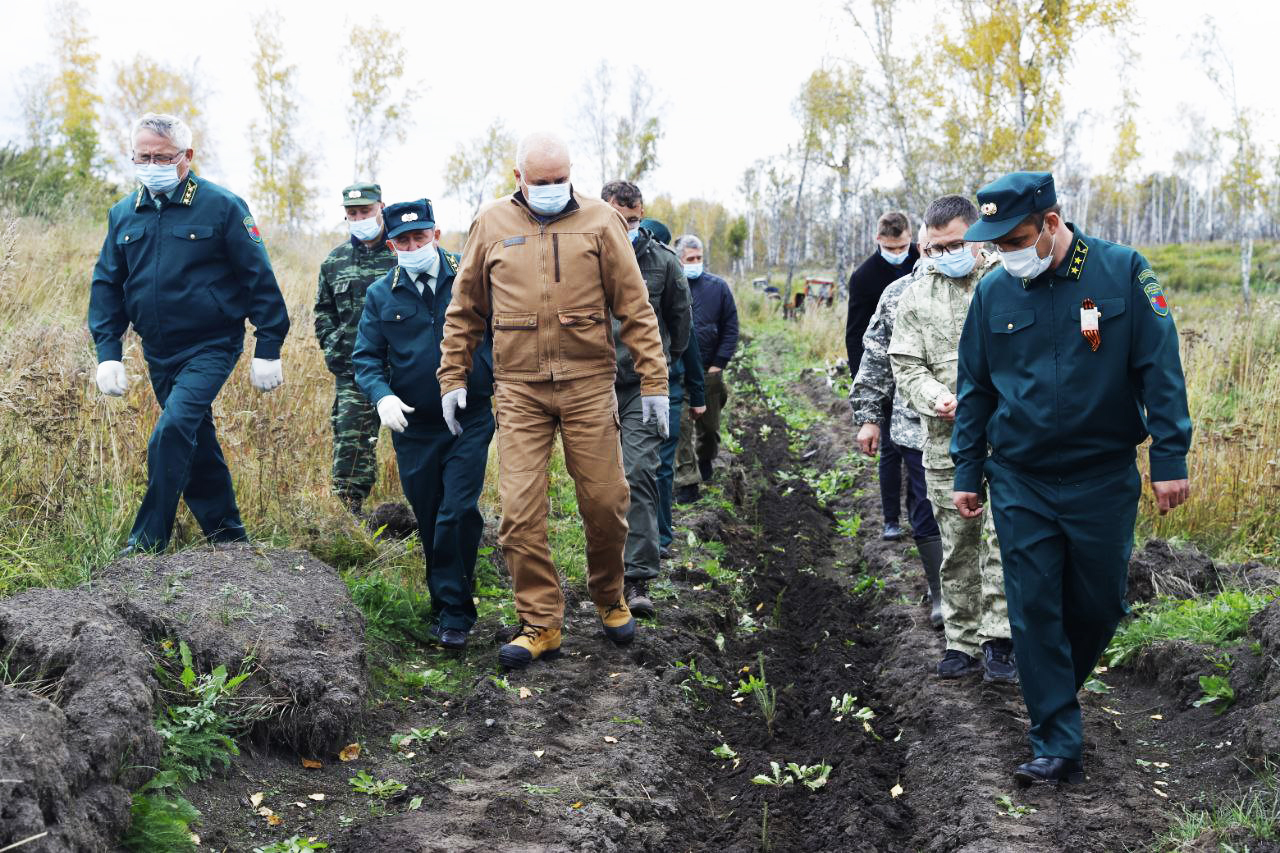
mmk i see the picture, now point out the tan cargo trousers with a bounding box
[495,375,630,628]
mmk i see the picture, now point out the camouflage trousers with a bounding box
[925,467,1010,657]
[330,373,380,501]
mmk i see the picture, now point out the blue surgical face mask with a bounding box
[934,247,977,278]
[348,216,382,242]
[136,163,181,195]
[525,181,571,215]
[880,244,910,266]
[628,227,641,243]
[396,240,439,276]
[683,262,703,280]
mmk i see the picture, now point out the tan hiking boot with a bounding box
[596,598,636,645]
[498,623,562,669]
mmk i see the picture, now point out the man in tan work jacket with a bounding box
[437,132,669,670]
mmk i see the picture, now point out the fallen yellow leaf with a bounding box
[249,792,265,808]
[307,793,325,802]
[338,743,361,762]
[890,783,904,798]
[755,602,764,612]
[266,814,284,826]
[603,736,619,744]
[1154,781,1169,787]
[256,806,274,817]
[293,802,306,808]
[189,833,200,845]
[1150,714,1164,720]
[609,673,621,679]
[533,749,545,758]
[1152,787,1168,799]
[1101,706,1122,716]
[1153,762,1170,769]
[571,801,583,809]
[518,686,532,699]
[301,758,323,770]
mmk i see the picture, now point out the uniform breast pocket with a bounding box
[557,307,609,366]
[492,312,540,373]
[1096,297,1126,325]
[171,224,215,247]
[988,309,1037,358]
[380,301,427,347]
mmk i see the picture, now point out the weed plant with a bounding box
[1106,589,1274,667]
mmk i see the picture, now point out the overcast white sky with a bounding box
[2,0,1275,232]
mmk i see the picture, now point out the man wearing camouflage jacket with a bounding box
[849,257,943,626]
[889,195,1014,684]
[315,182,398,514]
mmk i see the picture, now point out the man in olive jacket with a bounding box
[437,133,668,669]
[601,180,691,620]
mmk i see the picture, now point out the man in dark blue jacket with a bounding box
[952,171,1192,786]
[640,220,706,555]
[353,199,495,650]
[89,113,289,554]
[673,234,739,504]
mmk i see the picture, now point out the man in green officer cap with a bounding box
[951,171,1192,786]
[315,182,398,514]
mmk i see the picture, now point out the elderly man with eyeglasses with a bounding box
[89,112,290,555]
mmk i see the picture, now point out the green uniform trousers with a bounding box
[619,384,663,582]
[330,373,380,501]
[675,369,727,487]
[985,458,1140,760]
[925,467,1009,657]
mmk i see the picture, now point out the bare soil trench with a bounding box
[5,339,1278,852]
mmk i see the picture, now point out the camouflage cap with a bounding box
[342,182,382,206]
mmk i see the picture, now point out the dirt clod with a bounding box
[365,501,418,540]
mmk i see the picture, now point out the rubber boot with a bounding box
[917,535,944,629]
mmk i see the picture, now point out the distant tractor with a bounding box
[784,276,836,319]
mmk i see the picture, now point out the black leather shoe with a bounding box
[881,523,903,541]
[982,639,1018,683]
[937,649,981,679]
[1014,757,1084,786]
[659,545,673,559]
[698,459,714,482]
[437,628,468,651]
[674,484,700,505]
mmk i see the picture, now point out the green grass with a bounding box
[1106,589,1275,667]
[1152,773,1280,851]
[1138,241,1280,295]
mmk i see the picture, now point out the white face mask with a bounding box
[348,216,382,241]
[136,163,181,195]
[998,224,1056,280]
[525,181,571,215]
[396,241,439,277]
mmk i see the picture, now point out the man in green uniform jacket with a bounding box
[89,113,289,554]
[353,199,495,650]
[951,171,1192,786]
[315,182,397,514]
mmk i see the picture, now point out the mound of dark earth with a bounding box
[365,501,418,539]
[97,545,367,755]
[0,589,160,853]
[0,546,367,852]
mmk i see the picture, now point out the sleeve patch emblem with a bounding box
[1142,276,1169,317]
[243,216,262,243]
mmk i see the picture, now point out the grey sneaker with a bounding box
[937,649,981,679]
[624,581,656,619]
[982,639,1018,683]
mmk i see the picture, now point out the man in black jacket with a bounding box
[673,234,739,504]
[845,211,918,541]
[601,182,692,619]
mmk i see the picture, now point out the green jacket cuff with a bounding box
[253,339,282,360]
[952,460,984,494]
[1149,455,1187,482]
[96,341,123,362]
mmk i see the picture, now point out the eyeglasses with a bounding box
[923,241,968,259]
[132,151,185,165]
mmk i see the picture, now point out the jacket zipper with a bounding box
[552,233,561,283]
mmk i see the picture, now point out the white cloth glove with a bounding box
[250,358,284,392]
[376,394,415,433]
[442,388,468,436]
[96,360,129,396]
[641,395,670,439]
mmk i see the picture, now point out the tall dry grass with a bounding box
[731,274,1280,562]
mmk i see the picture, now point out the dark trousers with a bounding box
[130,343,247,551]
[879,417,905,525]
[392,405,495,632]
[986,458,1140,760]
[657,378,683,549]
[897,445,939,540]
[619,384,663,582]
